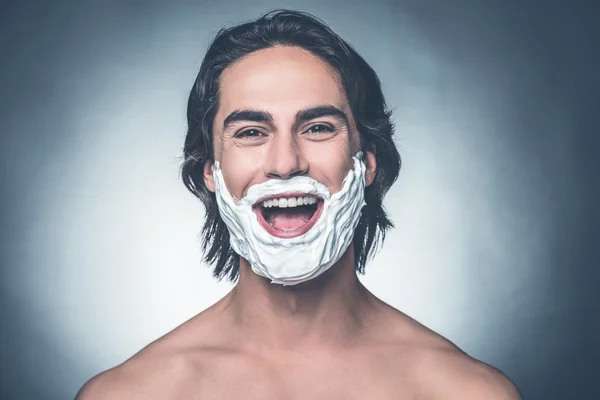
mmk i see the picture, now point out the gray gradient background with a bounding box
[1,0,598,399]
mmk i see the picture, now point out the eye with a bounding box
[305,124,334,134]
[235,128,265,139]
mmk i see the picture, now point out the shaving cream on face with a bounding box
[212,152,367,285]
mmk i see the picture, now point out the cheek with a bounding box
[305,152,354,191]
[220,156,263,199]
[220,170,249,199]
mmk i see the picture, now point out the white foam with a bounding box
[213,152,367,285]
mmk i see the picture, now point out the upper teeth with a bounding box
[262,196,317,208]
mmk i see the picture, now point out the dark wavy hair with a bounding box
[181,9,401,282]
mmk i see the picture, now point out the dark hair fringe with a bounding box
[181,9,401,282]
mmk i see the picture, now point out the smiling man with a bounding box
[77,10,521,400]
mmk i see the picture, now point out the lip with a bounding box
[252,193,324,239]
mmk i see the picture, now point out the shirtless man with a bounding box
[76,10,521,399]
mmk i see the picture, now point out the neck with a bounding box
[220,246,379,352]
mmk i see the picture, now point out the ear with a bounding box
[204,160,215,193]
[364,147,377,187]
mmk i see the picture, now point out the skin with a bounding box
[76,46,521,399]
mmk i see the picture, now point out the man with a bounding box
[77,10,521,399]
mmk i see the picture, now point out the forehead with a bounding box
[215,46,349,122]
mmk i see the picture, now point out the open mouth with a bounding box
[252,192,324,239]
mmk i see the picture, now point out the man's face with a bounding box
[205,46,375,237]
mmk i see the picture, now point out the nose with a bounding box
[263,133,309,179]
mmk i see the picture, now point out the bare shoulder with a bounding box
[398,319,521,399]
[411,344,521,400]
[75,343,199,400]
[378,306,521,399]
[75,310,220,400]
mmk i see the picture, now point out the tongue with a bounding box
[269,208,313,231]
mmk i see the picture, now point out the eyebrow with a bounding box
[223,110,274,131]
[222,105,349,132]
[294,105,349,130]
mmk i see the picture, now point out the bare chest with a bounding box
[195,356,419,400]
[199,379,416,400]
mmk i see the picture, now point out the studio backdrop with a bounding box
[1,1,598,399]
